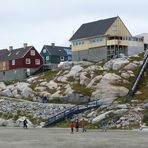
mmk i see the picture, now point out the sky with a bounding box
[0,0,148,52]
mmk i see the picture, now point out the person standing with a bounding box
[23,119,28,129]
[102,119,107,132]
[70,121,75,133]
[81,119,86,132]
[75,119,79,132]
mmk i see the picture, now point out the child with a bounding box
[70,121,74,133]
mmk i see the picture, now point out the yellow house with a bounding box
[69,16,144,61]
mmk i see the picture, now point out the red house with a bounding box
[0,43,43,80]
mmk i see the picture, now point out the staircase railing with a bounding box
[125,53,148,103]
[43,99,102,127]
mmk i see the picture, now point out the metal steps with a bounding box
[125,53,148,103]
[43,99,102,127]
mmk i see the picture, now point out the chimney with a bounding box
[23,43,28,48]
[9,46,13,51]
[51,43,55,48]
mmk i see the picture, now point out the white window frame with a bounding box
[12,60,15,65]
[35,59,40,65]
[60,56,64,61]
[43,49,46,53]
[46,56,49,61]
[30,50,35,56]
[26,58,31,64]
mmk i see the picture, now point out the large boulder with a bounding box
[0,82,6,90]
[124,63,138,70]
[80,72,90,86]
[103,58,129,70]
[92,111,112,124]
[21,87,34,98]
[16,116,33,127]
[46,80,58,89]
[100,73,121,84]
[92,83,128,101]
[87,75,102,88]
[67,65,83,77]
[144,103,148,109]
[1,88,13,97]
[121,72,130,79]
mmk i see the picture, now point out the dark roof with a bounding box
[44,45,70,56]
[69,17,117,41]
[6,46,33,60]
[0,49,9,61]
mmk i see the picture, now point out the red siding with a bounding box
[9,58,24,69]
[23,47,43,68]
[9,47,43,69]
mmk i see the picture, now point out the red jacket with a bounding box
[70,123,74,128]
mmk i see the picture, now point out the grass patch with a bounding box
[39,70,59,81]
[66,76,75,82]
[72,83,92,97]
[129,52,144,62]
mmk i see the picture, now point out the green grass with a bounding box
[129,52,144,62]
[72,83,92,97]
[39,70,59,81]
[132,69,148,101]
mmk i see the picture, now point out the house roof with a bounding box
[0,46,33,61]
[44,45,70,56]
[69,16,118,41]
[6,46,33,60]
[0,49,9,61]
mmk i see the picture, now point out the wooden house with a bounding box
[69,16,144,61]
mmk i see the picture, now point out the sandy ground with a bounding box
[0,127,148,148]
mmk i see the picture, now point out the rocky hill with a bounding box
[0,52,147,129]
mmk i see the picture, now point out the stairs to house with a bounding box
[125,52,148,103]
[43,99,102,127]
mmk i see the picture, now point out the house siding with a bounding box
[0,61,9,71]
[72,47,107,62]
[9,47,43,70]
[23,48,43,68]
[0,68,39,81]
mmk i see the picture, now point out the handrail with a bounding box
[43,99,102,127]
[125,53,148,103]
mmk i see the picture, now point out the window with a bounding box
[26,58,31,64]
[112,25,117,32]
[30,50,35,56]
[46,56,49,61]
[12,60,15,65]
[90,38,100,44]
[16,51,20,55]
[43,49,46,53]
[60,56,64,61]
[8,53,11,56]
[35,59,40,65]
[73,40,84,46]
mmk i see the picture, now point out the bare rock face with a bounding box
[124,63,138,70]
[46,80,58,89]
[103,58,129,70]
[121,72,130,79]
[100,73,121,84]
[87,75,102,88]
[67,65,83,77]
[144,103,148,109]
[0,82,6,90]
[80,72,90,86]
[92,84,128,100]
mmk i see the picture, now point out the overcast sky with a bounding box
[0,0,148,52]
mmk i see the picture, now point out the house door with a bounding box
[26,68,30,77]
